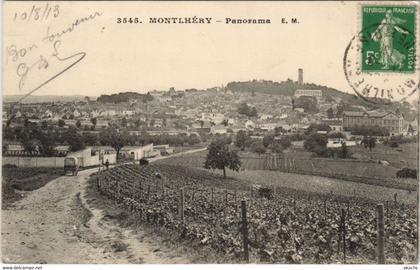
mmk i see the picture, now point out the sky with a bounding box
[2,1,418,98]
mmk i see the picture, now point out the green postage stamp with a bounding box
[361,5,416,73]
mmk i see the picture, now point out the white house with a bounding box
[73,109,81,118]
[122,110,135,116]
[119,144,154,160]
[43,110,54,118]
[101,110,117,117]
[245,120,256,130]
[210,125,228,135]
[201,113,225,125]
[259,123,277,131]
[259,114,273,121]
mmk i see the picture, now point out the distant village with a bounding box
[3,69,418,168]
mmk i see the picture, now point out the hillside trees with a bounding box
[238,103,258,117]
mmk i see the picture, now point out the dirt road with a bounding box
[1,167,191,264]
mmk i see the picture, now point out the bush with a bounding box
[390,141,399,148]
[251,141,266,155]
[3,164,17,168]
[258,187,273,200]
[270,142,284,153]
[313,145,330,157]
[304,133,328,152]
[396,168,417,179]
[327,132,346,139]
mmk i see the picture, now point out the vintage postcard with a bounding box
[2,0,419,267]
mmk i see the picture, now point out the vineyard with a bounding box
[94,163,417,264]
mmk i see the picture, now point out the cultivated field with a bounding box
[94,164,417,264]
[156,145,418,191]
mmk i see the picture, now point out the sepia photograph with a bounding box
[1,1,419,268]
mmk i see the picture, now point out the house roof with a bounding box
[343,111,393,118]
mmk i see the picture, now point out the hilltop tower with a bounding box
[298,68,303,84]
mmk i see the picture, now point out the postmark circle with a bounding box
[343,22,419,104]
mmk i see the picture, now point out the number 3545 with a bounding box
[365,51,380,65]
[117,17,142,24]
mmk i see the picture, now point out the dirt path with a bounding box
[1,167,191,264]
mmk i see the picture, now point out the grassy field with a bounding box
[155,151,267,171]
[2,166,63,208]
[350,143,417,168]
[223,169,417,205]
[156,144,418,193]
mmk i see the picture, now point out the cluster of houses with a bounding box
[3,83,418,166]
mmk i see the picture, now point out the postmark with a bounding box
[343,4,419,104]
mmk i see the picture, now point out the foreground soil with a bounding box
[1,167,191,264]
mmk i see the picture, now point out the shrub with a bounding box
[258,187,273,200]
[396,168,417,179]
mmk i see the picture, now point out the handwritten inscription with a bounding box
[6,6,102,102]
[13,3,60,23]
[42,11,102,42]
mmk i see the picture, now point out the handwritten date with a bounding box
[13,3,59,23]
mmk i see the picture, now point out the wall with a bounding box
[3,157,65,168]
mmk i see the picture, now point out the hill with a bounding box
[3,95,91,104]
[225,79,372,107]
[97,92,154,103]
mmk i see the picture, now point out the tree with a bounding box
[295,96,318,113]
[83,132,99,146]
[361,136,376,152]
[339,141,350,158]
[270,142,283,153]
[84,96,91,104]
[251,141,266,155]
[41,121,48,129]
[69,134,85,152]
[76,120,81,128]
[90,117,97,127]
[274,126,285,136]
[238,103,258,117]
[262,134,274,148]
[58,119,65,127]
[187,134,201,145]
[204,138,241,178]
[336,105,344,118]
[304,133,328,155]
[134,119,142,128]
[121,117,127,127]
[250,107,258,117]
[235,130,251,150]
[100,128,127,159]
[279,136,292,149]
[38,133,55,156]
[22,136,36,155]
[327,108,335,119]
